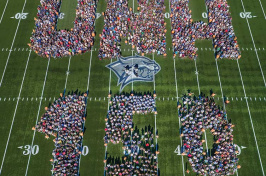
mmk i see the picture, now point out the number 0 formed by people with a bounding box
[29,0,97,58]
[104,93,159,175]
[178,94,239,175]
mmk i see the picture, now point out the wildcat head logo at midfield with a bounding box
[106,55,161,92]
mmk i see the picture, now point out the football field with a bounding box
[0,0,266,175]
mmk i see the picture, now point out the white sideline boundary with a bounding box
[0,0,9,24]
[236,59,265,176]
[0,50,31,175]
[78,49,93,171]
[0,0,27,87]
[24,59,50,176]
[240,0,266,88]
[173,58,185,176]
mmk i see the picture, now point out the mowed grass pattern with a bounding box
[0,0,265,175]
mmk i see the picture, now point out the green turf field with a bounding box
[0,0,266,175]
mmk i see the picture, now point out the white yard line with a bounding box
[0,50,31,175]
[0,0,9,24]
[86,50,93,91]
[24,58,50,176]
[193,59,209,156]
[170,0,185,173]
[104,58,112,176]
[173,58,185,176]
[64,56,71,90]
[215,59,239,176]
[79,49,93,171]
[131,50,134,92]
[236,59,265,176]
[152,53,158,173]
[0,0,27,87]
[194,59,200,95]
[152,53,156,91]
[240,0,266,87]
[215,60,225,103]
[257,0,266,20]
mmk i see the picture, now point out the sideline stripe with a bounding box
[24,59,50,176]
[0,50,31,174]
[0,0,28,87]
[236,59,265,176]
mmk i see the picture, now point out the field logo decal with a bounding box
[106,55,161,92]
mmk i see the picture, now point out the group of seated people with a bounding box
[178,92,239,175]
[99,0,167,59]
[29,0,97,58]
[34,94,87,175]
[170,0,241,59]
[104,93,158,175]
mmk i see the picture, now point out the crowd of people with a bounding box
[178,93,238,175]
[104,93,158,175]
[98,0,132,59]
[130,0,167,56]
[99,0,167,59]
[29,0,97,58]
[206,0,241,59]
[34,94,87,175]
[29,0,241,59]
[104,93,156,144]
[170,0,241,59]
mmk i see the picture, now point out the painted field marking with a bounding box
[194,59,209,158]
[173,58,185,176]
[0,50,31,175]
[240,0,266,88]
[152,53,159,173]
[78,49,93,172]
[0,0,28,87]
[215,58,239,175]
[236,59,265,176]
[64,56,71,89]
[104,58,112,176]
[257,0,266,20]
[0,0,9,24]
[25,59,50,176]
